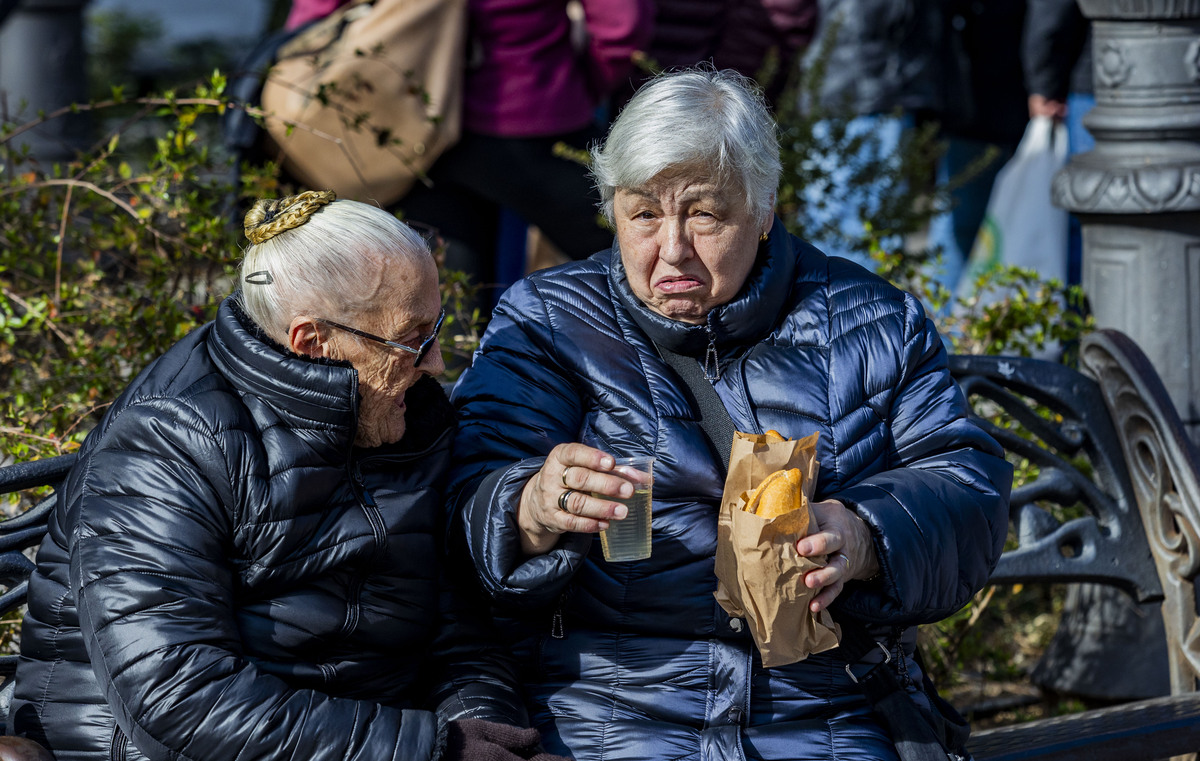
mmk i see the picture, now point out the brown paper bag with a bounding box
[714,431,841,667]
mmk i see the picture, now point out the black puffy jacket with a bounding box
[805,0,960,118]
[11,296,523,761]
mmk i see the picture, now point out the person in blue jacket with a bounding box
[447,68,1013,761]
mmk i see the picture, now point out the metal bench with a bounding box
[0,455,75,726]
[0,329,1196,760]
[952,329,1200,761]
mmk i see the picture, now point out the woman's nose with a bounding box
[658,219,692,264]
[418,345,446,376]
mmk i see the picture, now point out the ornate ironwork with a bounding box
[1053,1,1200,443]
[1081,329,1200,693]
[0,455,74,681]
[949,351,1162,601]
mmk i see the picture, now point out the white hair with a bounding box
[590,67,781,224]
[238,200,431,342]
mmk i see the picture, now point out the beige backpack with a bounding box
[260,0,467,206]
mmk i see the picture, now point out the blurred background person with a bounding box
[796,0,966,271]
[1022,0,1093,286]
[609,0,819,112]
[284,0,344,27]
[926,0,1029,293]
[277,0,651,315]
[399,0,652,313]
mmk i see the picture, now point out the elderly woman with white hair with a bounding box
[447,68,1012,760]
[10,193,567,761]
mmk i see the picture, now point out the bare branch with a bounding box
[54,183,73,309]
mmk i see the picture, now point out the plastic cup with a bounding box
[597,456,654,562]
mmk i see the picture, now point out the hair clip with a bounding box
[244,271,275,285]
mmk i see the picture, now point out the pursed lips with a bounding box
[654,275,705,294]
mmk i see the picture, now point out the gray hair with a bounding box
[238,200,431,343]
[590,68,781,224]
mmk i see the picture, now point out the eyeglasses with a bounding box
[319,308,445,366]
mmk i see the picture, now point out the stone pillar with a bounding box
[1053,0,1200,442]
[0,0,91,164]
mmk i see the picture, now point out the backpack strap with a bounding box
[655,343,736,475]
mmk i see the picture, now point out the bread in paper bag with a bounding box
[743,467,806,521]
[713,430,841,667]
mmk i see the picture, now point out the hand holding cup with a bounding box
[517,443,638,556]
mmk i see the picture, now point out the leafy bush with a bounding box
[1,78,242,467]
[0,73,480,477]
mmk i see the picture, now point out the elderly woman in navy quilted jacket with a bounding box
[447,68,1013,761]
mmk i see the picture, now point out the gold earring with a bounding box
[759,231,769,242]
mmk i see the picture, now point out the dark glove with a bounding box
[440,718,572,761]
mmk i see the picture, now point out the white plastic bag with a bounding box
[958,116,1069,299]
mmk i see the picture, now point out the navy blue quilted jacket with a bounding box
[448,219,1012,761]
[12,297,524,761]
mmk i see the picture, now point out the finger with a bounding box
[553,490,627,532]
[805,554,850,612]
[611,462,652,488]
[810,578,845,613]
[550,442,617,473]
[803,553,843,589]
[796,530,842,558]
[568,468,636,501]
[559,488,629,522]
[798,499,852,557]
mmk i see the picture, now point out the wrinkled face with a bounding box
[325,255,444,448]
[615,172,772,324]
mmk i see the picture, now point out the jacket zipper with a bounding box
[351,461,389,564]
[109,725,128,761]
[550,585,574,639]
[703,319,720,381]
[338,426,453,638]
[339,460,388,639]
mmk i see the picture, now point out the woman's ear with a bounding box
[762,194,776,237]
[288,317,327,358]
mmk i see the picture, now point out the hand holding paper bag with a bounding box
[714,431,842,668]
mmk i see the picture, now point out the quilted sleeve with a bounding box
[831,294,1013,627]
[447,278,594,610]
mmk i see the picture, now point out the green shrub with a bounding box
[0,73,478,474]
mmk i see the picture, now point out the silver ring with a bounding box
[560,466,573,488]
[836,552,850,565]
[558,489,574,512]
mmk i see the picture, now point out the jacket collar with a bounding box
[609,216,797,357]
[206,295,455,455]
[207,294,359,440]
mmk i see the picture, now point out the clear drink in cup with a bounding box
[597,456,654,562]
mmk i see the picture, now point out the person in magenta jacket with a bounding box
[284,0,344,28]
[283,0,653,313]
[402,0,653,313]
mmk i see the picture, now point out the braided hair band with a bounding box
[243,190,337,246]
